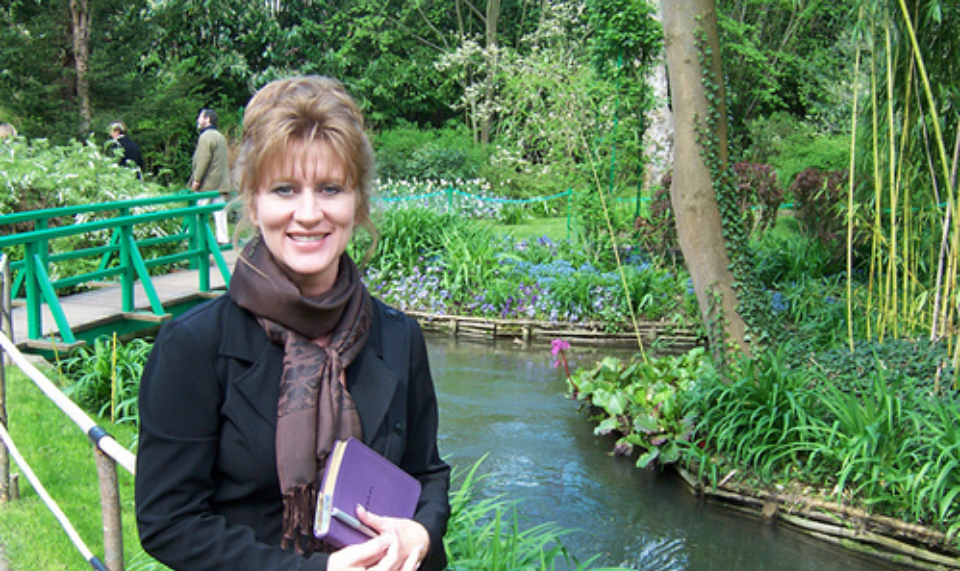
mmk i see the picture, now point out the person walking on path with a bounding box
[190,108,232,244]
[108,121,144,176]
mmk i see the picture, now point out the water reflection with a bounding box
[428,335,902,571]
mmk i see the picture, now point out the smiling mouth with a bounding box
[289,234,327,243]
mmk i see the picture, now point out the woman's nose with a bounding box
[293,191,323,223]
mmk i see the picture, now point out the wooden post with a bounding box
[1,254,11,363]
[95,449,124,571]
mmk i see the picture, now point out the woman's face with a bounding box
[252,138,357,296]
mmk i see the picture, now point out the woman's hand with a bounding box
[356,505,429,566]
[327,530,422,571]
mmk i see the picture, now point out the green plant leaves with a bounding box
[56,334,152,425]
[568,347,711,469]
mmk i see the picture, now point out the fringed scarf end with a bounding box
[281,483,322,555]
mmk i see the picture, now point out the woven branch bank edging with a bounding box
[404,311,703,353]
[675,467,960,571]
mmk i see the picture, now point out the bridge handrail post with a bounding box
[23,241,43,340]
[185,195,203,271]
[119,222,136,313]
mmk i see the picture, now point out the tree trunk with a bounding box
[481,0,501,145]
[662,0,750,357]
[70,0,92,135]
[644,2,673,190]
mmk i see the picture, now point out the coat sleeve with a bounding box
[401,318,451,571]
[190,132,212,187]
[135,316,329,571]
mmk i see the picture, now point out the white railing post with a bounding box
[1,253,11,502]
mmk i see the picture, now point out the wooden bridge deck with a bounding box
[8,249,238,351]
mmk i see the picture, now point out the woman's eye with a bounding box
[319,184,342,195]
[271,185,296,197]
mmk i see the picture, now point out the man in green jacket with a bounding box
[190,108,232,244]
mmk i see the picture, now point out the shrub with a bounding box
[633,180,677,257]
[373,122,489,183]
[789,167,848,251]
[564,348,713,469]
[752,230,840,285]
[733,162,783,234]
[56,334,153,425]
[808,337,957,398]
[0,137,162,225]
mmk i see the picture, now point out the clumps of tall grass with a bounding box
[445,457,630,571]
[685,349,960,543]
[55,333,151,426]
[359,206,699,327]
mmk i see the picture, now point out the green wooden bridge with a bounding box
[0,192,236,354]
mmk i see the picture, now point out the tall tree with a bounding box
[662,0,751,358]
[69,0,92,134]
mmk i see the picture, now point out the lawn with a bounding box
[0,366,146,571]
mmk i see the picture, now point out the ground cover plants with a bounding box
[561,340,960,545]
[360,181,699,330]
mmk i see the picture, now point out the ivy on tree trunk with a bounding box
[662,0,751,362]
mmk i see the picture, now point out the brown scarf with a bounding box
[229,234,372,553]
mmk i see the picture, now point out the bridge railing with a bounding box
[0,192,232,346]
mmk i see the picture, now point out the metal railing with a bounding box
[0,327,134,570]
[0,192,231,345]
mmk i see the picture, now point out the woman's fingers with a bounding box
[400,545,423,571]
[356,506,429,565]
[328,534,391,570]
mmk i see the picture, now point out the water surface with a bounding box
[429,335,902,571]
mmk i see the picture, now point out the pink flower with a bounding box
[550,338,572,384]
[550,338,570,359]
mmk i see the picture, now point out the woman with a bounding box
[135,76,450,571]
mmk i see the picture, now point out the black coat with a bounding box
[135,295,450,571]
[114,135,144,170]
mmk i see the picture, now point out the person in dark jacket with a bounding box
[108,121,144,176]
[135,76,450,571]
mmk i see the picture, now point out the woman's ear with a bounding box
[246,195,259,226]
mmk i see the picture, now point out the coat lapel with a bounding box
[220,301,283,427]
[347,304,400,442]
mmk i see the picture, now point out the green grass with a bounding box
[0,366,146,571]
[499,216,571,242]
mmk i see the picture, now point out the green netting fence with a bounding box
[373,187,652,240]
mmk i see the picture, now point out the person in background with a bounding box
[0,123,17,140]
[108,121,144,176]
[190,108,232,244]
[135,75,451,571]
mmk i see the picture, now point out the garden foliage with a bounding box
[561,340,960,544]
[56,334,151,426]
[360,192,699,330]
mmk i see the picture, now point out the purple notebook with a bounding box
[313,437,422,547]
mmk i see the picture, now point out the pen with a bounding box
[331,507,378,539]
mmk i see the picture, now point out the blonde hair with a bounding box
[109,121,127,135]
[0,123,17,140]
[234,76,377,245]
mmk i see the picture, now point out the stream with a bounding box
[428,335,903,571]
